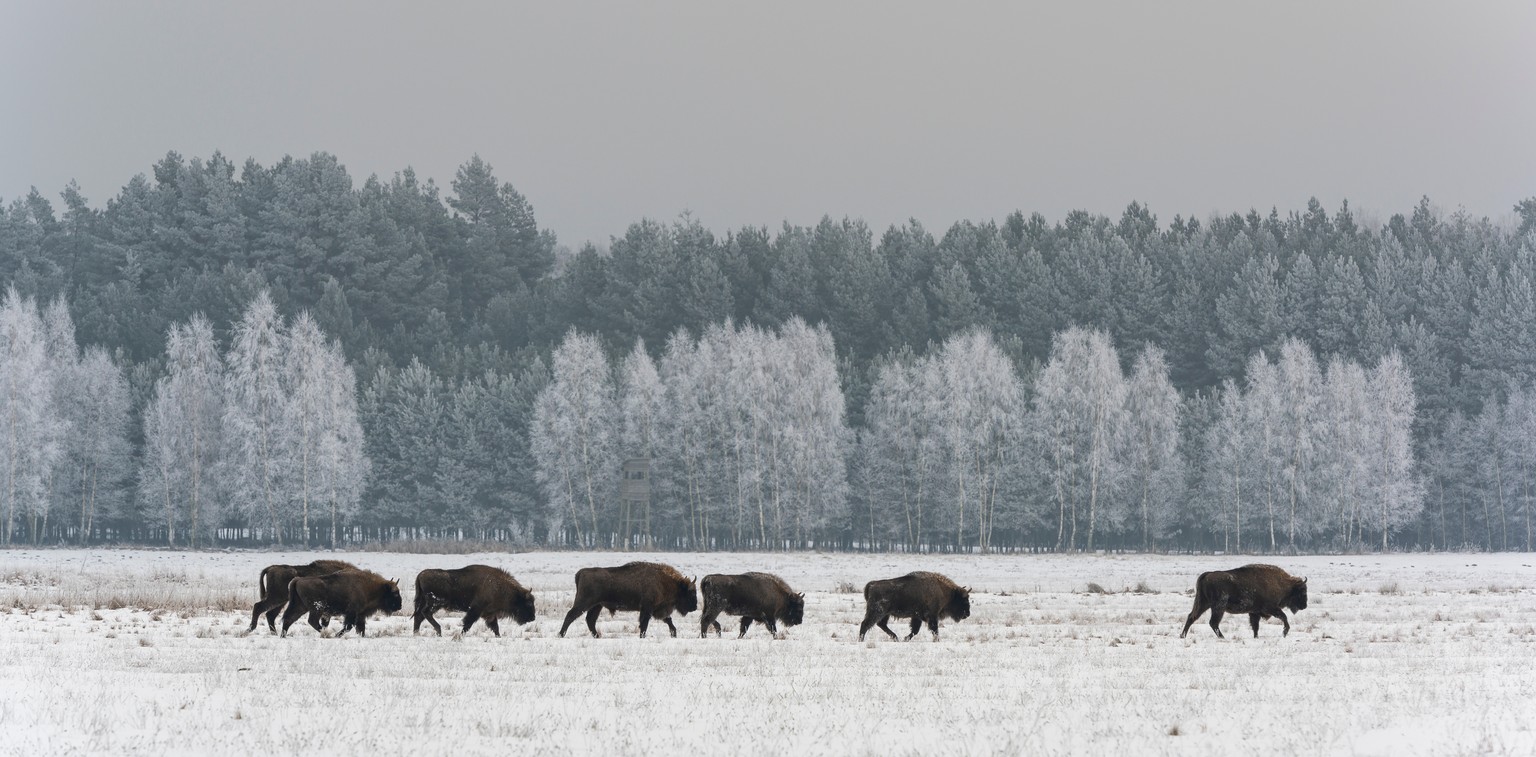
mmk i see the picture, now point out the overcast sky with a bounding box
[3,1,1533,246]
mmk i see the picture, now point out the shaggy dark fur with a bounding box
[699,572,805,639]
[558,562,697,638]
[859,571,971,642]
[1180,564,1308,639]
[413,565,536,637]
[280,569,403,638]
[248,560,356,633]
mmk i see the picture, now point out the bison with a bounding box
[413,565,536,637]
[280,569,403,638]
[558,561,698,638]
[699,572,805,639]
[247,559,356,633]
[1180,563,1308,639]
[859,571,971,642]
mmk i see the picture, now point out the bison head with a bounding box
[380,579,404,615]
[942,586,972,621]
[675,576,699,615]
[1286,577,1308,612]
[511,592,536,625]
[782,592,806,627]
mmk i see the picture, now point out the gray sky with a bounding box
[3,1,1534,246]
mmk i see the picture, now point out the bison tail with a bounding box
[258,567,271,600]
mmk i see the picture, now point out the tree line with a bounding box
[2,150,1534,550]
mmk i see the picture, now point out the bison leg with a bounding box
[876,616,899,641]
[661,616,678,638]
[279,601,308,638]
[738,617,753,638]
[699,609,722,638]
[583,606,603,637]
[903,617,922,641]
[637,609,652,638]
[417,608,442,636]
[251,595,283,633]
[763,618,779,638]
[1208,607,1226,639]
[1249,613,1262,638]
[484,617,501,638]
[353,616,367,637]
[462,609,482,635]
[1274,609,1290,637]
[1180,599,1207,639]
[927,616,941,642]
[559,604,588,638]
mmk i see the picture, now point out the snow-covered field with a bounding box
[1,549,1533,756]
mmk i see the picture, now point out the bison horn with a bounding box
[1301,577,1308,584]
[797,592,805,598]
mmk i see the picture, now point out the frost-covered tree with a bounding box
[1360,352,1422,549]
[314,340,369,546]
[0,289,62,543]
[1205,380,1252,551]
[531,330,618,545]
[862,351,943,547]
[1244,351,1284,550]
[774,318,851,546]
[1123,344,1183,550]
[1320,357,1371,546]
[1274,338,1322,548]
[283,312,326,545]
[1033,327,1126,551]
[68,348,131,542]
[933,329,1022,551]
[222,291,289,542]
[39,296,78,541]
[142,314,225,545]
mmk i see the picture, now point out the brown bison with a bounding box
[859,571,971,642]
[413,565,536,637]
[1180,563,1308,639]
[280,569,403,637]
[699,572,805,639]
[558,561,698,638]
[247,559,356,633]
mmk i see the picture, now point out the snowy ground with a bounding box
[1,549,1533,756]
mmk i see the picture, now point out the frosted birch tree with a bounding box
[774,318,850,546]
[1123,344,1183,550]
[1361,352,1421,549]
[1032,327,1126,551]
[222,291,289,542]
[1320,357,1371,546]
[0,289,61,544]
[1205,379,1252,552]
[934,329,1022,551]
[69,348,131,542]
[142,314,225,545]
[1244,351,1284,550]
[314,340,369,546]
[283,312,326,546]
[531,330,617,545]
[862,353,942,547]
[1275,338,1322,548]
[39,296,78,541]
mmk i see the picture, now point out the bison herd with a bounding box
[247,560,1308,641]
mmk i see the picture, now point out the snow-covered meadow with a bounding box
[1,549,1533,755]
